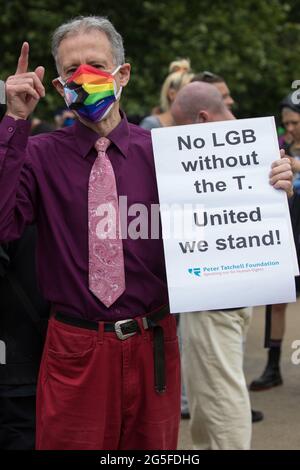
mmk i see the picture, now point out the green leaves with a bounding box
[0,0,299,122]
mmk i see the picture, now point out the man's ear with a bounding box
[118,63,131,88]
[52,77,65,98]
[197,110,209,123]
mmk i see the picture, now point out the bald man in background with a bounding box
[171,82,292,450]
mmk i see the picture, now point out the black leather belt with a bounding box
[54,304,170,394]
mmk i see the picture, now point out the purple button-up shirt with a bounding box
[0,113,168,321]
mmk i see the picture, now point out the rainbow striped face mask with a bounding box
[58,64,122,122]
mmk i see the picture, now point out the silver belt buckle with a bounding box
[115,319,136,340]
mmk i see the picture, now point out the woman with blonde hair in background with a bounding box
[140,58,194,130]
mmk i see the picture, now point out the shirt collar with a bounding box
[73,110,130,159]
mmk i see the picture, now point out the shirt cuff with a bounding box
[0,115,31,149]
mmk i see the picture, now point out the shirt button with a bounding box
[8,126,14,133]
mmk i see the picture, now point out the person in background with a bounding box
[250,93,300,391]
[53,107,76,128]
[278,126,292,149]
[191,70,234,110]
[31,120,55,136]
[279,94,300,193]
[0,227,49,450]
[187,71,265,423]
[0,104,50,449]
[140,58,194,130]
[171,81,292,449]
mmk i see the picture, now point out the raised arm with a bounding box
[6,42,45,120]
[0,42,45,242]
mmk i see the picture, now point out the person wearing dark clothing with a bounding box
[250,93,300,391]
[0,226,49,449]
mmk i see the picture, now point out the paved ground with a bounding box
[178,299,300,450]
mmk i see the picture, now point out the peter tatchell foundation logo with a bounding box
[188,260,280,278]
[188,267,202,277]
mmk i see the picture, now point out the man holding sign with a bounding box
[163,81,295,450]
[0,17,179,450]
[0,17,294,450]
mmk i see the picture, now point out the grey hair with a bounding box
[51,16,125,68]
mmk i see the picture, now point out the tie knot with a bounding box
[95,137,111,154]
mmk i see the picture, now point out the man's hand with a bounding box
[269,149,294,198]
[5,42,45,120]
[287,155,300,174]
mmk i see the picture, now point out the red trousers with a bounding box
[36,313,180,450]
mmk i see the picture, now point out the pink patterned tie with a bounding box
[88,137,125,307]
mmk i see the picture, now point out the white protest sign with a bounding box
[152,117,297,313]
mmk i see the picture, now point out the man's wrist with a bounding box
[5,112,28,121]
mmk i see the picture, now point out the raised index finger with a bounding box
[16,42,29,74]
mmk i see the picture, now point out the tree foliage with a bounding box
[1,0,300,121]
